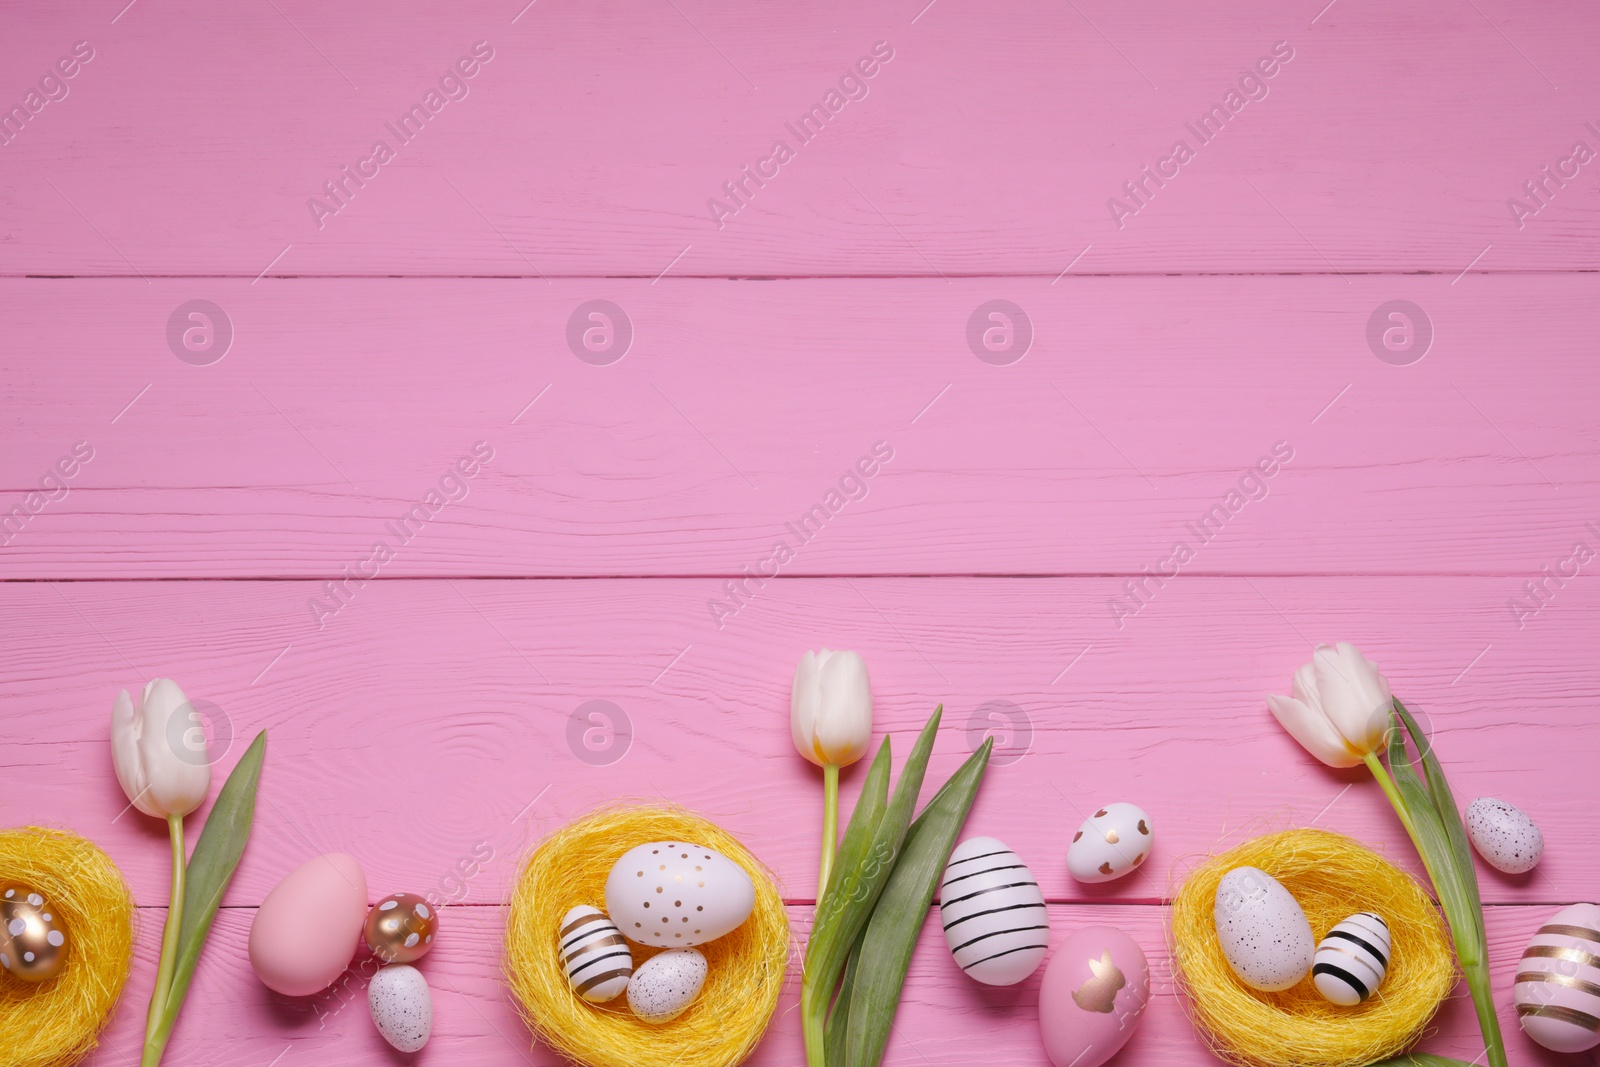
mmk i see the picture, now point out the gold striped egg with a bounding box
[560,905,632,1003]
[1515,903,1600,1053]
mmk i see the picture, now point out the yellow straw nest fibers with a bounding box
[1170,828,1455,1067]
[505,804,789,1067]
[0,827,136,1067]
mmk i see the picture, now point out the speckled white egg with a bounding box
[1465,797,1543,874]
[605,841,755,948]
[939,836,1049,986]
[626,948,707,1023]
[1514,902,1600,1053]
[559,905,632,1003]
[368,963,432,1052]
[1313,912,1390,1006]
[1213,866,1315,992]
[1066,802,1153,883]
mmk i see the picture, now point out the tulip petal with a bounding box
[791,650,825,767]
[814,651,872,767]
[111,688,161,817]
[1312,644,1390,756]
[135,679,213,818]
[1267,693,1362,768]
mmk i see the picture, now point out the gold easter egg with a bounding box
[364,892,438,963]
[1,884,69,982]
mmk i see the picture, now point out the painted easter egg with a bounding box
[1312,912,1390,1006]
[626,948,707,1023]
[1066,802,1153,884]
[1038,925,1150,1067]
[368,963,432,1052]
[248,853,368,997]
[1213,866,1314,992]
[365,892,439,964]
[560,905,632,1003]
[0,885,68,982]
[1465,797,1544,874]
[938,836,1049,986]
[605,841,755,948]
[1514,902,1600,1053]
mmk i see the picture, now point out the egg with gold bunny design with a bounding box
[1038,926,1150,1067]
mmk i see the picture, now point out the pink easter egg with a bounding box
[1515,902,1600,1054]
[248,853,368,997]
[1038,925,1149,1067]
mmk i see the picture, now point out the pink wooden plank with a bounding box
[1,275,1595,578]
[0,1,1596,275]
[3,577,1595,909]
[76,903,1570,1066]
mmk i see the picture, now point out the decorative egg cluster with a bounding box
[247,855,439,1053]
[1514,902,1600,1053]
[0,885,68,982]
[938,836,1049,986]
[1464,796,1544,875]
[928,800,1158,1066]
[1211,866,1395,1007]
[1066,802,1153,884]
[559,840,755,1024]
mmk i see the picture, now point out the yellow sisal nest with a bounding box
[0,827,136,1067]
[1170,828,1455,1067]
[505,804,789,1067]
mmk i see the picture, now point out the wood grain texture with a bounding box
[1,275,1595,578]
[77,903,1577,1066]
[0,0,1597,276]
[3,577,1594,910]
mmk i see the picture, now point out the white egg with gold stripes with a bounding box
[559,905,633,1003]
[939,836,1049,986]
[1312,912,1390,1006]
[1514,902,1600,1053]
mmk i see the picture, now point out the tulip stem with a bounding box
[818,763,840,904]
[1361,751,1420,843]
[142,814,186,1067]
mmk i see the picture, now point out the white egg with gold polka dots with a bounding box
[605,841,755,948]
[1067,802,1153,884]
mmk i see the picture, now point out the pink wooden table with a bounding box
[3,1,1597,1064]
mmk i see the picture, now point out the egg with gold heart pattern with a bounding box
[1066,802,1153,884]
[605,841,755,948]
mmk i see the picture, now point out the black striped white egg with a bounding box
[1312,912,1390,1006]
[559,905,632,1003]
[938,836,1049,986]
[1513,902,1600,1053]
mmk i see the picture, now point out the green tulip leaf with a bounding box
[165,731,266,1017]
